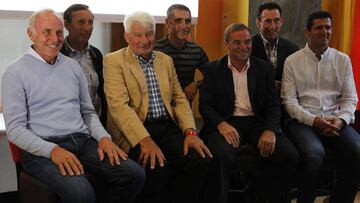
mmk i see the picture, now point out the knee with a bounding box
[280,144,299,168]
[301,152,324,172]
[345,142,360,169]
[114,159,146,191]
[63,179,96,203]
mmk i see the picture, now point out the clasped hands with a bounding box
[50,137,127,176]
[313,116,344,136]
[217,121,276,158]
[138,131,212,170]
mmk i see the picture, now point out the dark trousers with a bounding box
[286,119,360,203]
[128,118,210,203]
[21,133,145,203]
[204,116,299,203]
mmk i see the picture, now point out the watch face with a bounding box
[195,80,201,88]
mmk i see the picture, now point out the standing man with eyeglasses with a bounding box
[155,4,209,103]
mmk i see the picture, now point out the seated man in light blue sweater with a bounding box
[1,9,145,203]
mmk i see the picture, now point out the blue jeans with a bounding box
[286,119,360,203]
[21,133,145,203]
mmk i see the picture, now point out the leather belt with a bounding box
[145,115,169,123]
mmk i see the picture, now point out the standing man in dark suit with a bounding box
[61,4,107,125]
[200,23,298,203]
[252,2,298,89]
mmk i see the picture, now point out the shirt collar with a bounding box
[304,42,330,60]
[165,36,188,49]
[27,46,60,65]
[260,33,279,47]
[65,36,91,54]
[227,56,250,72]
[136,52,156,64]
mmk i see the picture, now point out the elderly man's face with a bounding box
[125,22,155,59]
[28,12,64,64]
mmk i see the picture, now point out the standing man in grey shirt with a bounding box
[2,9,145,203]
[61,4,107,125]
[155,4,209,102]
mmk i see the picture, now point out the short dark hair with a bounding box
[63,4,90,23]
[167,4,191,19]
[306,11,332,30]
[257,2,282,19]
[224,23,252,42]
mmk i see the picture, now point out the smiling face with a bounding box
[28,12,64,64]
[225,29,252,64]
[256,9,282,42]
[65,9,94,45]
[166,9,191,42]
[306,17,332,51]
[124,21,155,59]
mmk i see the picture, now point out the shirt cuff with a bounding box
[41,142,58,158]
[91,128,111,142]
[338,114,351,126]
[304,114,316,127]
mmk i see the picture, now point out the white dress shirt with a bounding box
[281,43,358,126]
[228,57,254,116]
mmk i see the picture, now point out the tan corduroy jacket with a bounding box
[103,47,196,152]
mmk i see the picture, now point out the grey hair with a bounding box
[224,23,252,42]
[123,11,155,33]
[167,4,191,19]
[28,9,62,33]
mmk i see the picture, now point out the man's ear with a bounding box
[124,32,129,44]
[64,21,70,30]
[27,27,35,42]
[256,18,261,28]
[224,40,229,49]
[304,27,310,39]
[165,18,171,30]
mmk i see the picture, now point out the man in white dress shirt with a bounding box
[281,11,360,203]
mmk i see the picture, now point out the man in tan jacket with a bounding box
[103,11,212,203]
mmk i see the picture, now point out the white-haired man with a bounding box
[2,9,145,203]
[104,11,212,203]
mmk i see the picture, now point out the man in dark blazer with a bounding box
[61,4,107,125]
[200,23,298,203]
[252,2,298,87]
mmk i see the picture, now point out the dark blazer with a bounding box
[60,43,107,126]
[199,56,281,134]
[251,34,299,81]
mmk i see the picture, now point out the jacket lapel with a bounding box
[125,47,148,92]
[153,55,167,99]
[220,56,235,102]
[247,58,257,108]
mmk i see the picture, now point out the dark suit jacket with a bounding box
[60,43,107,126]
[199,56,281,134]
[251,34,299,81]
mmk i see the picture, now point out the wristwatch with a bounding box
[194,80,201,89]
[184,128,198,137]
